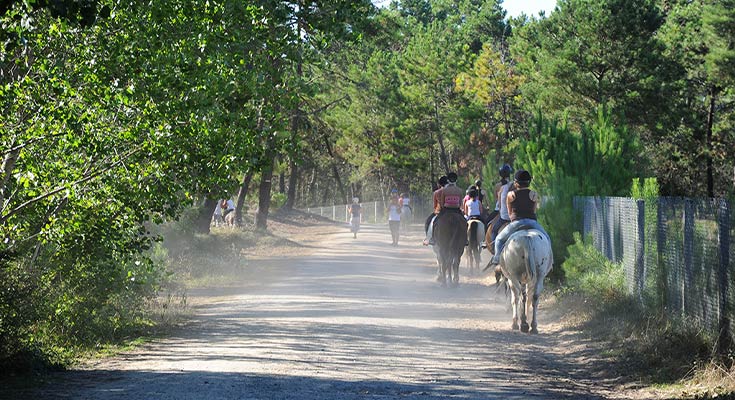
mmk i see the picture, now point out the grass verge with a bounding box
[554,233,735,399]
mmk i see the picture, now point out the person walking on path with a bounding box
[348,197,362,239]
[387,193,402,246]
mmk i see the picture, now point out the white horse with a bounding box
[498,229,553,334]
[400,204,412,232]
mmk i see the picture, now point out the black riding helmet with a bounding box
[499,164,513,178]
[514,170,532,185]
[447,172,458,182]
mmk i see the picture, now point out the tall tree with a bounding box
[656,0,735,196]
[511,0,668,128]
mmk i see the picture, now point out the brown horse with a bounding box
[484,213,509,282]
[434,210,467,287]
[465,219,484,276]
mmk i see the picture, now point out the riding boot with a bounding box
[489,253,500,266]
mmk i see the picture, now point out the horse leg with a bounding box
[478,247,483,274]
[530,279,544,334]
[452,256,460,287]
[440,258,447,287]
[510,285,520,330]
[520,288,530,333]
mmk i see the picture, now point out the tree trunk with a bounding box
[283,158,298,210]
[256,160,274,230]
[196,198,218,234]
[308,167,317,205]
[0,148,19,212]
[279,171,286,193]
[434,100,450,173]
[235,170,254,226]
[321,133,348,204]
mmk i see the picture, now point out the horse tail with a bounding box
[524,234,537,282]
[468,221,477,244]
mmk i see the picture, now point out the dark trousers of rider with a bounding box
[389,221,400,244]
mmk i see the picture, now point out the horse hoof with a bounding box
[521,322,530,333]
[511,323,519,331]
[530,327,538,334]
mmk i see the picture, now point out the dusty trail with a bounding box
[29,223,630,399]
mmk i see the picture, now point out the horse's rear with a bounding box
[435,211,467,287]
[400,206,412,232]
[500,229,553,333]
[466,219,484,275]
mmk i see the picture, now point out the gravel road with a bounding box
[25,223,635,399]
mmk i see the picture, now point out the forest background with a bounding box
[1,0,734,376]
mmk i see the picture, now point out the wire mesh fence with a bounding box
[304,197,435,225]
[574,196,733,350]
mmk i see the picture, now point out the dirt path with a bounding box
[30,223,635,399]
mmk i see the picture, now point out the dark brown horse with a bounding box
[434,210,467,287]
[484,213,509,283]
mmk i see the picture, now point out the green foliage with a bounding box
[631,177,660,199]
[0,0,375,371]
[516,107,640,196]
[511,108,639,278]
[510,0,668,128]
[653,0,735,196]
[271,192,287,209]
[536,172,579,279]
[562,232,627,305]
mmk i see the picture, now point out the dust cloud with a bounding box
[32,219,629,399]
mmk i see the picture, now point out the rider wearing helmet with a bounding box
[423,176,448,246]
[490,164,514,243]
[474,179,487,205]
[465,186,486,248]
[438,172,464,214]
[489,169,551,266]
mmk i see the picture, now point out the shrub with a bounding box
[562,232,627,306]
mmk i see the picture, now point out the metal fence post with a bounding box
[683,199,695,315]
[718,199,731,353]
[657,198,667,309]
[604,198,613,260]
[636,199,646,305]
[374,202,378,224]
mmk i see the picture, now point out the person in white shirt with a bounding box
[387,194,402,246]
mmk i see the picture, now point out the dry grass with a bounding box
[161,208,340,287]
[549,292,735,399]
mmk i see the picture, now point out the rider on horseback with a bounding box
[423,173,467,246]
[423,176,447,246]
[488,169,550,267]
[488,164,514,247]
[438,172,464,216]
[464,187,487,248]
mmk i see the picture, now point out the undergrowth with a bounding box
[558,233,735,399]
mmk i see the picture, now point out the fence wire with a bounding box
[575,197,733,349]
[304,197,434,225]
